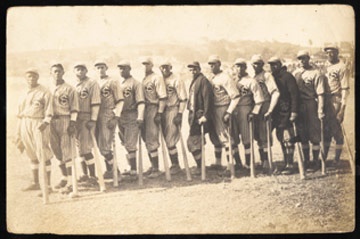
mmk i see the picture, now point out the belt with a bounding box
[52,115,70,119]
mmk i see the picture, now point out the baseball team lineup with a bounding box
[14,43,354,203]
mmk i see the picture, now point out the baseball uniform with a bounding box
[17,83,53,189]
[119,76,145,171]
[323,60,349,160]
[232,73,264,166]
[76,76,101,179]
[293,65,325,163]
[142,71,167,172]
[161,72,187,170]
[97,75,124,172]
[209,70,240,167]
[50,80,79,186]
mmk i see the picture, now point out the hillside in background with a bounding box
[7,39,354,77]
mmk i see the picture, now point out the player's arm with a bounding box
[90,82,101,123]
[113,80,124,118]
[224,76,241,114]
[250,80,265,115]
[69,87,79,122]
[315,74,326,120]
[177,78,188,114]
[135,82,145,121]
[38,90,53,132]
[156,76,167,114]
[287,74,300,121]
[338,66,350,123]
[265,73,280,118]
[199,76,214,123]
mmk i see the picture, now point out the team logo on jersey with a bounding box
[79,88,89,99]
[58,94,69,106]
[237,84,249,96]
[328,71,339,80]
[145,83,155,93]
[123,86,132,98]
[101,85,111,98]
[32,97,42,108]
[166,84,175,95]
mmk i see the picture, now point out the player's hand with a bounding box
[264,111,272,121]
[198,116,207,125]
[289,112,297,122]
[222,112,231,124]
[154,112,163,125]
[67,120,77,136]
[38,122,49,132]
[136,119,144,129]
[173,113,183,126]
[247,113,256,122]
[336,109,345,123]
[107,116,119,130]
[318,111,325,120]
[86,120,96,130]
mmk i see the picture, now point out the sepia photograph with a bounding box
[6,5,355,234]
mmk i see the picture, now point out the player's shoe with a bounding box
[37,187,53,197]
[148,169,162,178]
[61,185,73,194]
[219,169,231,177]
[234,163,242,171]
[170,164,181,175]
[22,183,41,191]
[54,179,68,189]
[281,164,294,175]
[78,174,89,184]
[82,176,99,187]
[144,167,154,176]
[103,170,113,180]
[190,166,201,176]
[207,164,225,171]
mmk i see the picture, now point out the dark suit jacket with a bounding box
[187,73,214,134]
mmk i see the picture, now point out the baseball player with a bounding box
[293,50,325,172]
[15,68,53,192]
[74,63,101,191]
[117,60,145,177]
[322,44,349,166]
[232,58,264,170]
[141,57,167,178]
[48,63,80,191]
[207,55,240,176]
[268,57,300,175]
[94,60,124,181]
[186,61,214,175]
[251,55,280,173]
[159,61,188,175]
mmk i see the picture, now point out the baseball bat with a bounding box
[112,128,119,187]
[36,133,49,204]
[138,133,144,186]
[292,123,306,180]
[228,119,235,180]
[201,124,206,181]
[70,137,79,198]
[178,126,192,181]
[266,119,274,174]
[320,119,327,175]
[341,123,355,176]
[159,125,171,181]
[89,131,106,192]
[249,119,256,178]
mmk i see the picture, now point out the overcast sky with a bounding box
[7,5,354,53]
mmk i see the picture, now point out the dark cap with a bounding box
[187,61,201,69]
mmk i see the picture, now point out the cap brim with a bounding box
[324,47,338,51]
[187,64,199,68]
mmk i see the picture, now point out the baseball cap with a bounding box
[141,57,153,65]
[250,55,264,64]
[208,55,221,64]
[94,59,107,67]
[50,62,64,70]
[268,56,282,64]
[74,62,87,69]
[25,67,39,75]
[324,43,339,52]
[296,50,310,59]
[234,58,247,65]
[187,61,201,69]
[159,60,172,67]
[117,60,131,67]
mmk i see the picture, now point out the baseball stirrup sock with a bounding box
[244,145,251,165]
[335,144,343,161]
[215,147,222,165]
[168,146,179,165]
[149,150,159,169]
[32,169,40,184]
[127,151,137,171]
[45,160,51,185]
[258,148,264,162]
[312,144,320,161]
[65,159,72,176]
[225,147,230,162]
[232,146,241,166]
[104,153,113,171]
[80,159,88,175]
[192,150,202,168]
[302,144,310,163]
[84,153,96,176]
